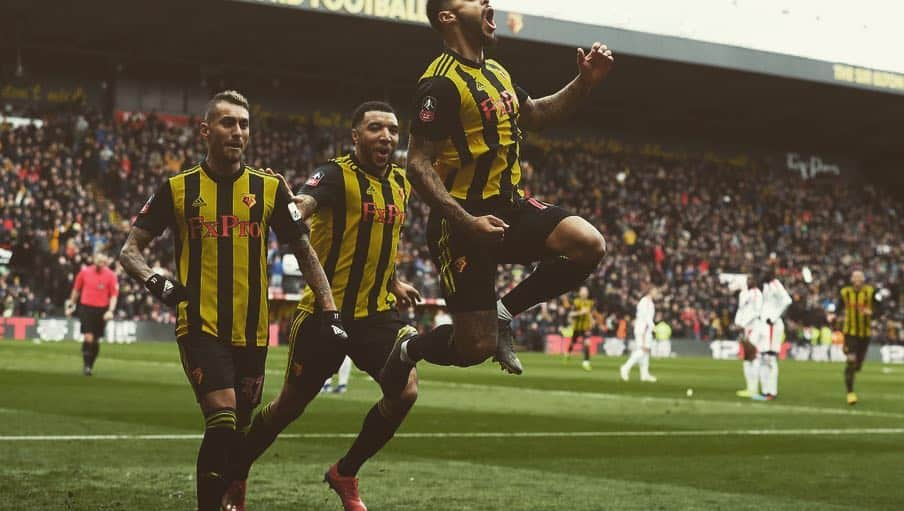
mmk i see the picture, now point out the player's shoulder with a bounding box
[298,159,345,192]
[244,165,282,184]
[420,51,459,80]
[485,58,511,77]
[167,163,202,183]
[390,163,407,180]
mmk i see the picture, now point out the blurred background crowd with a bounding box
[1,104,901,346]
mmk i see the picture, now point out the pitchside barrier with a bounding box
[546,334,889,363]
[0,317,897,363]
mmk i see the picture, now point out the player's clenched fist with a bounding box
[144,274,189,307]
[320,310,349,343]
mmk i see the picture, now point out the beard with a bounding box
[461,14,497,48]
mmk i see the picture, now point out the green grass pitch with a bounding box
[1,340,903,510]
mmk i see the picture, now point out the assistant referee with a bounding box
[66,253,118,376]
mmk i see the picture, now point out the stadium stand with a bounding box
[1,104,900,346]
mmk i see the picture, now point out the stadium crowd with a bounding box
[1,104,901,345]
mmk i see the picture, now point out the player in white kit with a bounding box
[620,284,661,382]
[751,273,792,401]
[322,356,353,394]
[733,273,764,398]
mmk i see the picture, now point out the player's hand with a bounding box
[576,42,615,89]
[64,300,76,317]
[103,310,114,321]
[391,280,422,309]
[464,214,508,243]
[320,310,349,343]
[264,167,293,196]
[145,274,189,307]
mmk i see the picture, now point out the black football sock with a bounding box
[844,363,856,393]
[230,402,293,482]
[403,325,456,365]
[337,399,409,477]
[501,258,597,316]
[197,408,237,511]
[88,342,100,369]
[81,341,92,368]
[582,341,590,362]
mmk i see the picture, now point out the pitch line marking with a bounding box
[1,428,903,442]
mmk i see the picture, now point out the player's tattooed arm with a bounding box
[118,226,157,283]
[291,193,319,221]
[407,135,507,242]
[520,42,615,131]
[290,234,337,312]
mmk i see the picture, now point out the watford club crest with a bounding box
[242,193,257,208]
[191,367,204,385]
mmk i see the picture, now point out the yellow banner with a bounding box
[833,64,904,92]
[248,0,428,25]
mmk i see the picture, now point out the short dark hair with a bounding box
[351,101,396,128]
[426,0,450,31]
[204,90,250,121]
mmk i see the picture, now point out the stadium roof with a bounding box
[2,0,903,178]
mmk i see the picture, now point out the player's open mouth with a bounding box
[484,8,496,31]
[226,142,243,150]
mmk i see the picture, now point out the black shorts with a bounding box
[79,305,107,338]
[427,196,572,312]
[177,334,267,409]
[843,335,870,360]
[285,309,410,391]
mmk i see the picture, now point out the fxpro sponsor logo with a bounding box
[247,0,428,24]
[188,215,263,239]
[786,153,841,179]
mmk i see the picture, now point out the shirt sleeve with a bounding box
[270,181,309,244]
[133,181,175,236]
[73,269,84,293]
[298,163,344,209]
[515,84,530,104]
[409,76,461,142]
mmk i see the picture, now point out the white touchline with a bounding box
[1,428,903,441]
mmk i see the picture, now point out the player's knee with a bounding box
[846,354,858,364]
[573,229,606,266]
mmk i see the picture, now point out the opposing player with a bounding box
[752,272,792,401]
[118,90,345,511]
[733,272,763,398]
[620,284,660,382]
[564,286,596,371]
[322,356,353,394]
[837,270,876,405]
[65,253,118,376]
[381,0,611,389]
[224,102,425,511]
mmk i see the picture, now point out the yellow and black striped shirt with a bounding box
[297,154,411,320]
[134,162,307,346]
[839,285,875,338]
[410,49,528,202]
[571,297,595,332]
